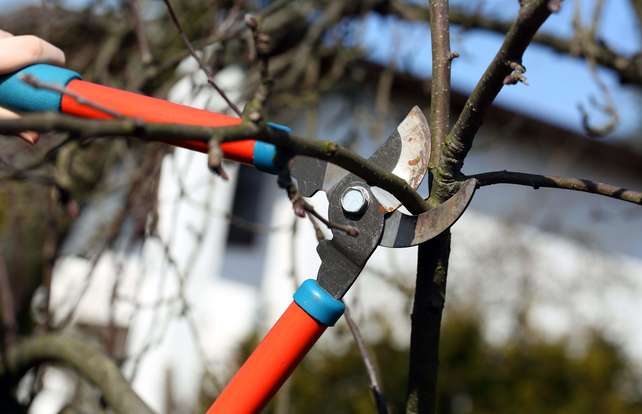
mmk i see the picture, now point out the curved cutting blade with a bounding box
[291,106,431,211]
[369,106,431,211]
[380,179,476,248]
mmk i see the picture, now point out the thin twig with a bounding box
[162,0,242,116]
[302,199,359,237]
[573,0,619,137]
[127,0,153,64]
[344,305,388,414]
[207,138,229,180]
[21,74,124,119]
[277,168,359,238]
[471,170,642,205]
[307,213,327,241]
[389,1,642,86]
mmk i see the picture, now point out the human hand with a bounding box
[0,30,65,143]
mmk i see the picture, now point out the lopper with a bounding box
[0,64,476,413]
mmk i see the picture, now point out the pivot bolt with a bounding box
[341,186,369,218]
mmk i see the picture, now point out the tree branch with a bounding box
[408,3,558,414]
[471,170,642,205]
[428,0,453,169]
[344,305,388,414]
[0,334,154,414]
[386,0,642,86]
[127,0,153,64]
[162,0,242,116]
[0,113,428,213]
[406,2,453,414]
[437,0,555,192]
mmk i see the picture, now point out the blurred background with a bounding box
[0,0,641,413]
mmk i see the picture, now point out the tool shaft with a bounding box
[207,301,326,414]
[0,64,278,171]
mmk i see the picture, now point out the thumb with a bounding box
[0,106,39,144]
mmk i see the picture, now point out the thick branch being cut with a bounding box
[0,334,154,414]
[0,113,428,213]
[471,170,642,205]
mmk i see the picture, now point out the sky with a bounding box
[359,0,641,138]
[1,0,640,138]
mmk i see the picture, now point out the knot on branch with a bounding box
[207,137,229,180]
[323,141,338,156]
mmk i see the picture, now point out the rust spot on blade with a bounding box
[408,156,421,166]
[378,205,395,214]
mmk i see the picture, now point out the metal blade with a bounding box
[369,106,431,211]
[290,156,347,198]
[380,179,476,248]
[291,106,431,210]
[316,176,385,298]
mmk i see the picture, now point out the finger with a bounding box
[0,35,65,74]
[0,106,39,144]
[0,30,13,39]
[18,131,39,144]
[0,106,18,119]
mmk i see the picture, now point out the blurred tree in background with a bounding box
[222,312,642,414]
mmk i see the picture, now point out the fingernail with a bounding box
[19,131,39,144]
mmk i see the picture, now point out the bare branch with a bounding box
[471,170,642,205]
[278,169,359,237]
[406,2,455,412]
[0,334,154,414]
[207,138,229,180]
[344,305,388,414]
[409,3,559,414]
[387,1,642,86]
[0,113,428,212]
[572,0,620,137]
[437,0,555,193]
[127,0,153,64]
[162,0,242,116]
[428,0,453,169]
[303,198,359,237]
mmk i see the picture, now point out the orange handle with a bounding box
[62,79,256,164]
[207,302,326,414]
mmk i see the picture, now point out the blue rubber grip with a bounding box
[252,122,292,174]
[253,141,278,173]
[293,279,345,326]
[0,64,81,112]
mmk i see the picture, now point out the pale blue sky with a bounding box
[360,0,641,138]
[2,0,640,138]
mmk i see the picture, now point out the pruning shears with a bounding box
[0,64,476,413]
